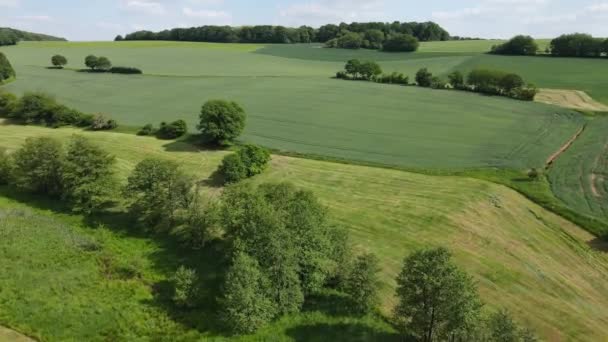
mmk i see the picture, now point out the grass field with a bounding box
[549,117,608,220]
[1,124,608,340]
[0,41,586,170]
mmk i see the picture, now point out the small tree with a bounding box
[198,100,246,146]
[359,61,383,81]
[12,136,64,196]
[115,35,124,41]
[0,92,17,117]
[345,59,362,79]
[96,56,112,71]
[415,68,433,87]
[394,247,482,342]
[219,153,248,184]
[0,148,12,185]
[171,266,199,308]
[343,253,381,314]
[61,135,117,213]
[90,114,118,130]
[158,120,188,139]
[51,55,68,68]
[85,55,99,70]
[220,252,278,334]
[499,73,525,94]
[448,71,465,88]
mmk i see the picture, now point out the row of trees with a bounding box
[0,52,15,83]
[325,32,420,51]
[335,60,538,101]
[0,91,118,129]
[491,33,608,58]
[119,21,450,44]
[49,54,143,74]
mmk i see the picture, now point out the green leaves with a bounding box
[198,100,246,146]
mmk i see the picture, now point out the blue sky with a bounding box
[1,0,608,41]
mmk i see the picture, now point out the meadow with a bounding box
[1,124,608,340]
[0,41,586,170]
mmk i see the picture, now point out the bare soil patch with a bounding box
[0,326,35,342]
[536,89,608,111]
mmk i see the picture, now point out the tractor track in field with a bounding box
[545,124,586,170]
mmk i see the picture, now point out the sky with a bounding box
[1,0,608,41]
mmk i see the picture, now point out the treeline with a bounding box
[118,21,450,44]
[335,60,538,101]
[48,54,143,74]
[0,27,66,46]
[0,132,538,340]
[0,91,117,130]
[0,52,15,83]
[491,33,608,58]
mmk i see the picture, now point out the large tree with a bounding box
[343,253,381,314]
[491,35,538,56]
[51,55,68,68]
[61,135,117,213]
[12,136,64,196]
[197,100,246,146]
[394,247,482,342]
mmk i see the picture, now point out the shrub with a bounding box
[173,196,222,249]
[335,71,349,79]
[157,120,188,139]
[527,168,540,180]
[51,55,68,68]
[336,32,363,49]
[171,266,199,308]
[448,71,465,88]
[415,68,433,87]
[11,92,57,124]
[359,61,382,81]
[198,100,246,146]
[138,123,156,136]
[109,66,143,74]
[377,72,409,85]
[49,105,87,128]
[90,114,118,131]
[12,136,65,196]
[491,35,538,55]
[431,76,448,89]
[513,84,539,101]
[343,253,381,314]
[383,34,419,52]
[0,92,17,117]
[219,144,271,184]
[0,148,12,185]
[499,73,525,94]
[0,52,15,82]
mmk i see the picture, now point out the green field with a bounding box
[549,117,608,220]
[1,125,608,341]
[0,41,586,170]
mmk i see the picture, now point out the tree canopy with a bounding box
[0,52,15,82]
[491,35,538,56]
[198,100,246,146]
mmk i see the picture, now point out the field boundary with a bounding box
[545,124,586,169]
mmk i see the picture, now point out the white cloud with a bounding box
[183,7,231,20]
[279,0,385,26]
[121,0,165,15]
[0,0,19,7]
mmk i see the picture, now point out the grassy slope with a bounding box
[0,42,583,170]
[0,125,608,340]
[549,116,608,220]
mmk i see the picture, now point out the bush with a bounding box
[109,66,143,74]
[383,34,419,52]
[491,35,538,55]
[51,55,68,68]
[85,55,99,70]
[171,266,199,308]
[335,71,349,79]
[11,92,57,124]
[431,77,448,89]
[513,84,538,101]
[90,114,118,131]
[336,32,363,49]
[198,100,246,146]
[415,68,433,87]
[12,136,65,196]
[499,73,525,94]
[0,92,17,117]
[219,144,271,184]
[0,148,12,185]
[550,33,604,57]
[157,120,188,139]
[138,123,156,136]
[343,253,381,314]
[448,71,465,88]
[359,61,382,81]
[377,72,409,85]
[467,69,506,94]
[527,168,540,180]
[0,52,15,82]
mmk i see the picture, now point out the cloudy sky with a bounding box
[1,0,608,41]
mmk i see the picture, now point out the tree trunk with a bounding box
[426,306,435,342]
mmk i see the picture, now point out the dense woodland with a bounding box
[118,21,450,45]
[0,27,66,46]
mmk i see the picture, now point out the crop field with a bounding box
[549,117,608,221]
[0,41,586,170]
[1,124,608,340]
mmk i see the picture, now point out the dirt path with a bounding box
[0,326,35,342]
[536,89,608,111]
[545,125,586,169]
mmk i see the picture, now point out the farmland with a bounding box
[1,124,608,341]
[0,41,587,170]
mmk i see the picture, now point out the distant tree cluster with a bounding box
[335,59,538,101]
[326,32,420,52]
[83,55,143,74]
[491,35,538,56]
[491,33,608,58]
[119,21,449,45]
[0,27,66,46]
[0,91,118,129]
[0,52,16,83]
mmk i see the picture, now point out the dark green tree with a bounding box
[359,61,383,80]
[491,35,538,56]
[499,74,525,94]
[0,148,12,185]
[345,59,362,79]
[415,68,433,87]
[85,55,99,70]
[448,71,465,88]
[383,34,419,52]
[171,266,199,308]
[96,56,112,71]
[394,247,482,342]
[0,52,16,82]
[337,31,363,49]
[344,253,381,314]
[12,136,64,196]
[61,135,117,213]
[198,100,246,146]
[363,29,385,49]
[158,119,188,139]
[51,55,68,68]
[0,92,17,117]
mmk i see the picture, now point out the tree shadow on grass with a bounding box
[0,186,231,336]
[286,322,401,342]
[162,134,226,153]
[302,290,357,317]
[588,237,608,252]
